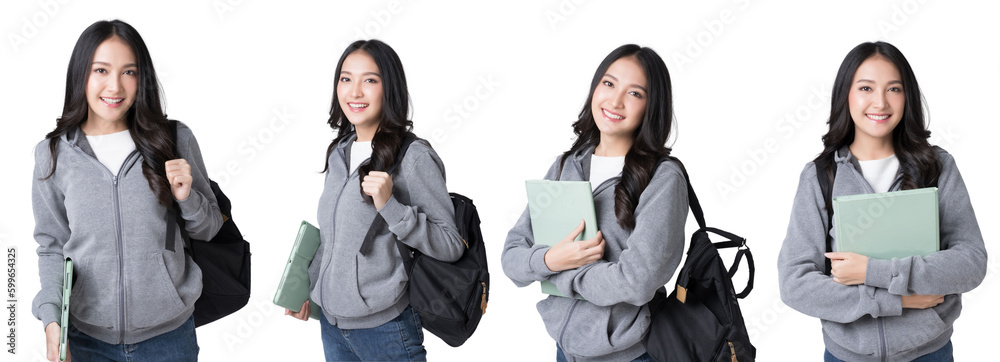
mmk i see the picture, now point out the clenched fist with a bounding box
[165,159,193,201]
[362,171,394,210]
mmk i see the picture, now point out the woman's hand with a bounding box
[362,171,393,210]
[901,294,945,309]
[165,159,193,201]
[543,220,605,272]
[284,300,311,321]
[825,252,868,285]
[45,321,69,361]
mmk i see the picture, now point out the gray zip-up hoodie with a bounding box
[502,148,689,362]
[778,146,986,361]
[31,122,223,345]
[308,133,464,329]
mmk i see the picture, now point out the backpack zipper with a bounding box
[480,282,488,314]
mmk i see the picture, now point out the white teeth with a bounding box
[349,103,368,109]
[603,109,624,120]
[101,97,123,104]
[867,114,889,121]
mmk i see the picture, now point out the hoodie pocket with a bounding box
[69,255,120,329]
[539,297,649,358]
[884,308,948,355]
[127,253,185,329]
[822,317,880,356]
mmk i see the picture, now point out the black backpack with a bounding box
[644,157,756,361]
[357,133,489,347]
[167,120,252,327]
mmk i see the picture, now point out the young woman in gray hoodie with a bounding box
[31,20,223,361]
[502,44,688,362]
[778,41,987,361]
[283,40,464,361]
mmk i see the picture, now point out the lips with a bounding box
[101,97,124,107]
[602,108,625,121]
[347,102,369,113]
[866,113,890,123]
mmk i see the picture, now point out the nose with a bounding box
[107,73,120,92]
[609,89,626,108]
[872,90,886,109]
[349,81,363,98]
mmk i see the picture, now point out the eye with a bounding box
[364,78,378,84]
[629,91,643,99]
[888,86,903,93]
[94,68,107,74]
[602,80,613,87]
[340,77,350,82]
[123,69,137,76]
[859,86,872,92]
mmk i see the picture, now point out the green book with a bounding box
[833,187,939,260]
[525,180,599,297]
[273,221,322,319]
[60,258,72,361]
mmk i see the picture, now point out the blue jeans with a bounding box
[67,314,198,361]
[824,340,953,362]
[556,346,653,362]
[319,305,426,361]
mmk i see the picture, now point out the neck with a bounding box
[849,134,895,161]
[594,134,633,157]
[81,117,128,136]
[355,124,377,142]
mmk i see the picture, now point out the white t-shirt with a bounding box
[858,154,900,193]
[350,140,373,174]
[86,129,136,176]
[589,154,626,189]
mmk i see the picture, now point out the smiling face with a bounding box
[848,56,905,145]
[337,50,384,135]
[85,36,138,127]
[590,56,648,144]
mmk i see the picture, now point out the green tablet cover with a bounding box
[525,180,599,297]
[833,187,939,260]
[60,258,72,361]
[273,221,322,319]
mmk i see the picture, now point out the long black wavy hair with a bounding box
[43,19,174,206]
[561,44,674,231]
[815,41,940,189]
[322,40,413,201]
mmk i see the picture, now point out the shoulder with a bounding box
[933,146,956,169]
[33,138,54,160]
[173,120,197,143]
[400,136,445,172]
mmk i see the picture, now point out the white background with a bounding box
[2,0,998,361]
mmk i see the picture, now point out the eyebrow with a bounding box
[92,61,137,68]
[604,74,648,92]
[340,70,382,78]
[855,79,903,85]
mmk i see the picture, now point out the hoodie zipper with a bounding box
[68,141,138,343]
[110,152,138,343]
[877,318,887,362]
[843,158,893,361]
[316,145,356,320]
[557,299,581,351]
[554,175,614,355]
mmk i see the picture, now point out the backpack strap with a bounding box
[814,155,836,275]
[165,120,192,253]
[668,156,754,299]
[357,133,418,264]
